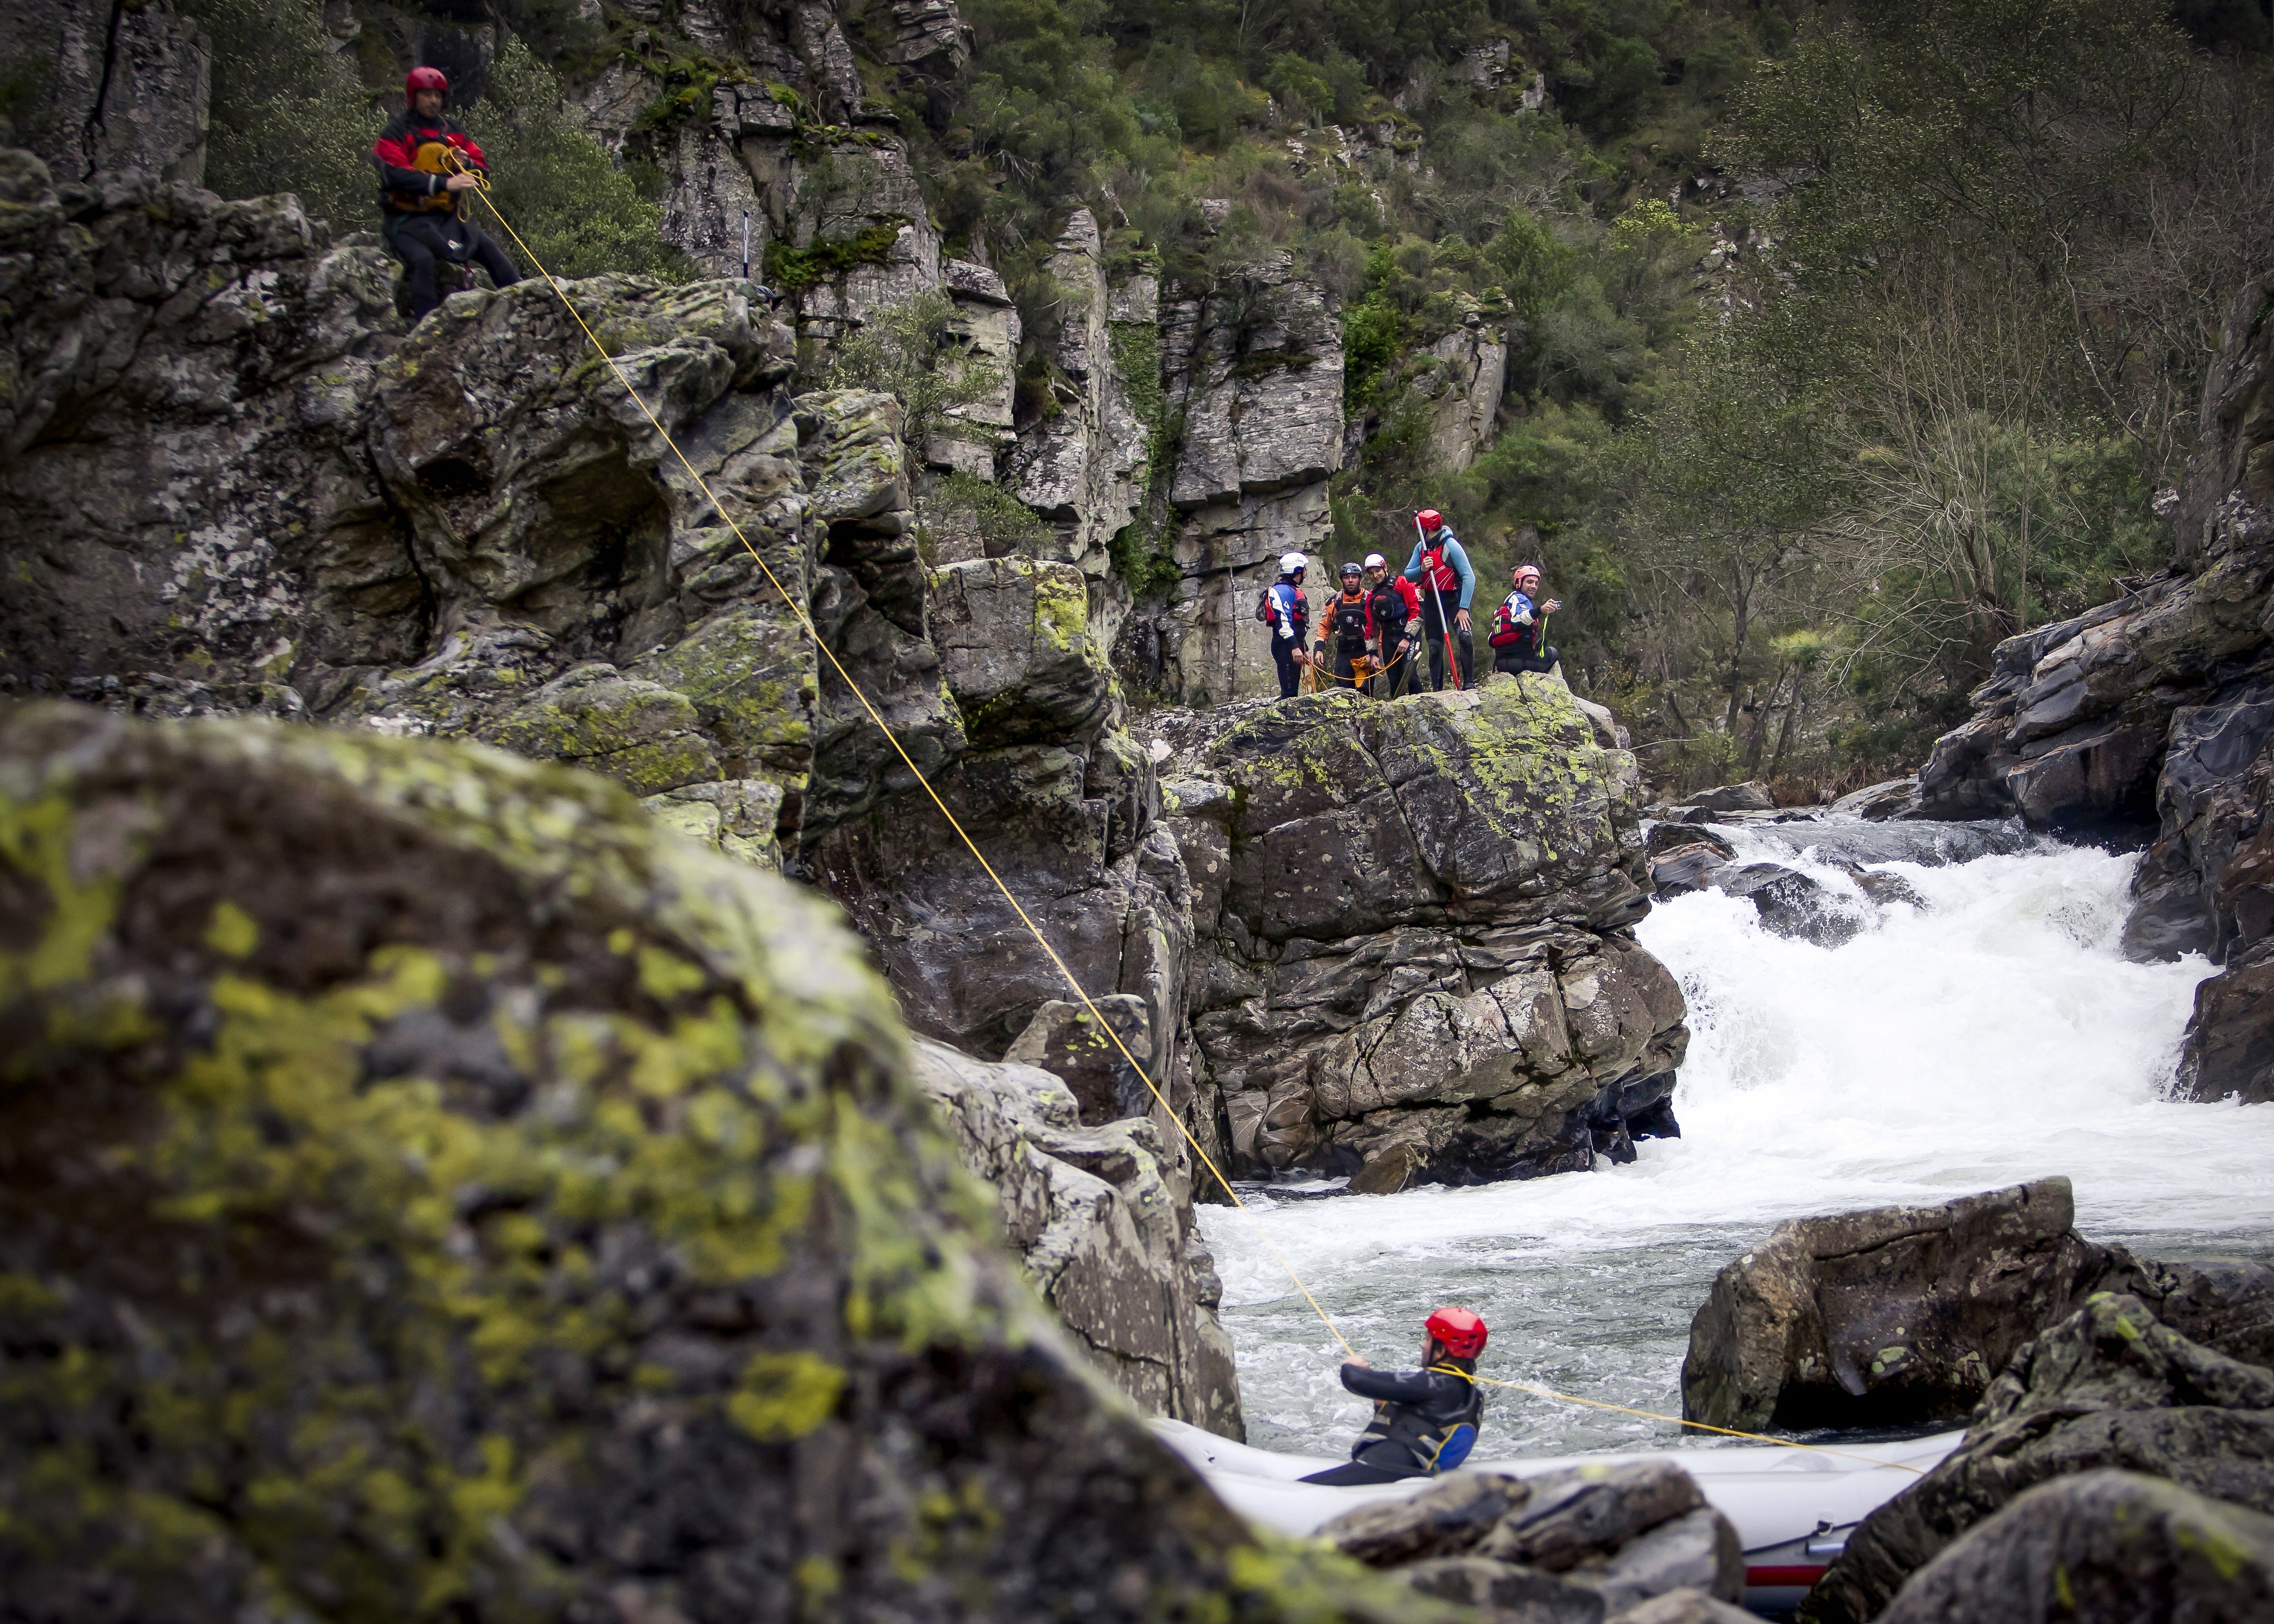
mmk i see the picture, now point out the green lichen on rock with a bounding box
[0,704,1437,1624]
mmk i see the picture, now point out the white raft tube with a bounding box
[1152,1418,1960,1612]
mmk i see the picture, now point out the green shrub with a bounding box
[186,0,373,232]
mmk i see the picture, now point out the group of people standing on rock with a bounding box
[1262,511,1564,701]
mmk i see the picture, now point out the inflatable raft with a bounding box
[1150,1418,1960,1614]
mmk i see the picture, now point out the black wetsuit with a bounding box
[1328,590,1375,691]
[1299,1362,1483,1485]
[1490,589,1559,675]
[1368,579,1412,696]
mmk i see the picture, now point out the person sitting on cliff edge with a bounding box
[372,67,523,322]
[1298,1306,1487,1485]
[1488,562,1562,677]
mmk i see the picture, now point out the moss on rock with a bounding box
[0,704,1444,1624]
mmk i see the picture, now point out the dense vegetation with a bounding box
[188,0,2274,791]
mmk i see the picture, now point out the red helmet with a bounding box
[405,66,449,102]
[1426,1305,1488,1359]
[1417,509,1444,531]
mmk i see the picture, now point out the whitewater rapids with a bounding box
[1198,825,2274,1459]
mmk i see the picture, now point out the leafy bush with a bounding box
[187,0,372,232]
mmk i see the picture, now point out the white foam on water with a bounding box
[1199,835,2274,1458]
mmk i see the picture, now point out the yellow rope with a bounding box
[447,165,1922,1473]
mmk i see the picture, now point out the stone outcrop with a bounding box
[0,702,1433,1624]
[1871,1471,2274,1624]
[1157,679,1686,1190]
[911,1040,1243,1437]
[0,0,210,184]
[1321,1460,1745,1619]
[1804,1292,2274,1624]
[1910,275,2274,1103]
[1145,251,1347,703]
[1683,1178,2274,1432]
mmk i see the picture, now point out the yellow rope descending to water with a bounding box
[445,163,1923,1477]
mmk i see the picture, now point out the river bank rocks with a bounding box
[0,703,1444,1624]
[1803,1293,2274,1624]
[1683,1178,2274,1432]
[1320,1459,1745,1621]
[1910,273,2274,1105]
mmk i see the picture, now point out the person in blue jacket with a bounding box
[1402,509,1476,691]
[1298,1305,1488,1485]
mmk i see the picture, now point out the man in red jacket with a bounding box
[372,67,522,320]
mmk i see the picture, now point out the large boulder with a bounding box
[1683,1178,2274,1431]
[1802,1293,2274,1624]
[1183,681,1686,1188]
[0,703,1429,1624]
[1873,1470,2274,1624]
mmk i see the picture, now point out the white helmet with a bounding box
[1279,551,1308,573]
[1363,553,1387,569]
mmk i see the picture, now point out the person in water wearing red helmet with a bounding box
[1298,1306,1487,1485]
[372,67,522,320]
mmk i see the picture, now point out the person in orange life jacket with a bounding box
[1298,1306,1488,1486]
[1488,562,1562,676]
[1401,509,1476,691]
[1365,553,1418,697]
[1327,561,1381,691]
[373,67,522,320]
[1261,551,1312,698]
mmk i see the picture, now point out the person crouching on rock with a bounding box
[373,67,523,321]
[1299,1306,1487,1485]
[1488,562,1561,677]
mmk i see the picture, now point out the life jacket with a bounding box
[374,112,488,215]
[1393,576,1423,620]
[1355,1367,1484,1474]
[1488,589,1541,652]
[1368,580,1410,639]
[1329,590,1375,649]
[1418,538,1461,595]
[1258,580,1308,642]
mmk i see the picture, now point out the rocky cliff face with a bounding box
[1913,276,2274,1106]
[0,145,1689,1441]
[0,0,210,184]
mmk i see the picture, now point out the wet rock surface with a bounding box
[1321,1460,1743,1620]
[1684,1178,2274,1432]
[1804,1294,2274,1624]
[0,703,1433,1624]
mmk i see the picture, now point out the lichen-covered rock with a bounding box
[1682,1178,2274,1434]
[910,1039,1243,1438]
[1870,1470,2274,1624]
[1801,1293,2274,1624]
[1181,682,1683,1187]
[0,703,1436,1624]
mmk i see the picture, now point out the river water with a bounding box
[1197,823,2274,1460]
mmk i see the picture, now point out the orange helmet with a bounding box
[1425,1304,1487,1358]
[1416,509,1444,531]
[405,66,449,102]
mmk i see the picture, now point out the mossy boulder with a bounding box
[0,703,1446,1624]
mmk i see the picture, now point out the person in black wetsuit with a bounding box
[1299,1305,1488,1485]
[1327,561,1377,692]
